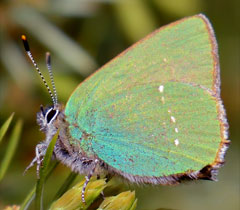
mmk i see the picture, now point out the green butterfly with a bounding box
[22,14,229,203]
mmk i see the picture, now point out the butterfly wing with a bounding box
[64,14,228,182]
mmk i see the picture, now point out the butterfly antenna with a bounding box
[21,35,56,106]
[46,52,58,105]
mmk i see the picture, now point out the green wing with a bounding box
[65,14,228,180]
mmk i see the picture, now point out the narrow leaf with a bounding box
[97,191,137,210]
[0,119,22,182]
[20,162,58,210]
[35,130,59,210]
[19,185,36,210]
[0,113,14,143]
[50,179,107,210]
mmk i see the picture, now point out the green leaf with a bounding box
[19,185,36,210]
[50,179,107,210]
[35,130,59,210]
[20,162,58,210]
[0,119,22,182]
[0,113,14,143]
[97,191,137,210]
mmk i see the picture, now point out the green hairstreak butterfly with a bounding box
[22,14,229,203]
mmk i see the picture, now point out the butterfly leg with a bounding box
[24,142,48,178]
[81,159,99,203]
[35,144,46,178]
[24,156,37,175]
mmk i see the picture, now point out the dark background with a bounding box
[0,0,239,209]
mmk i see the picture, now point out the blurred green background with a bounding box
[0,0,239,209]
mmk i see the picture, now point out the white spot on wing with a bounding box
[158,85,164,93]
[171,116,176,123]
[159,85,180,145]
[174,139,179,146]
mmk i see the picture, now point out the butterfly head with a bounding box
[37,105,60,133]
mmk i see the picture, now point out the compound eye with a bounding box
[46,109,58,124]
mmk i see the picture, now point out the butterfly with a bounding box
[22,14,229,203]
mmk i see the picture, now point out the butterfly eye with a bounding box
[46,109,58,124]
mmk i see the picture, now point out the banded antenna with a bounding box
[46,52,58,104]
[21,35,57,107]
